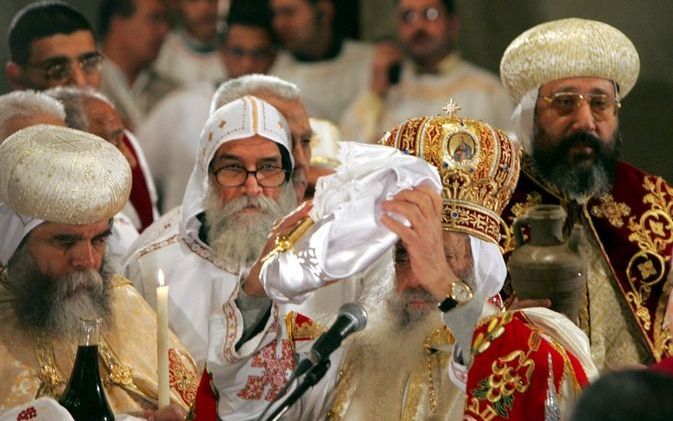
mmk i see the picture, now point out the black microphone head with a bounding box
[338,303,367,332]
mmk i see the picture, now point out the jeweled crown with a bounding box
[380,101,521,244]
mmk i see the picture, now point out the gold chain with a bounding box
[423,334,439,414]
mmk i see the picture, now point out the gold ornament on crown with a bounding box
[380,100,521,243]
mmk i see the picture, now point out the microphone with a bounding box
[294,303,367,377]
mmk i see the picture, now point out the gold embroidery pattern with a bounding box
[168,348,197,404]
[422,328,454,415]
[623,176,673,349]
[99,342,134,387]
[500,193,542,253]
[591,194,631,228]
[382,112,521,245]
[470,349,535,418]
[284,312,324,346]
[654,280,673,360]
[326,352,357,421]
[472,312,513,356]
[35,337,64,398]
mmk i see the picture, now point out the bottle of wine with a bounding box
[59,318,115,421]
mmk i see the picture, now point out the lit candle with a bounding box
[156,269,170,408]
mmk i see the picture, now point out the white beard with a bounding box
[203,184,296,273]
[337,255,457,420]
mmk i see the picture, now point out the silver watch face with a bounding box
[452,282,473,303]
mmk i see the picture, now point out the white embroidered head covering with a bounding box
[500,18,640,150]
[0,124,131,266]
[180,95,293,243]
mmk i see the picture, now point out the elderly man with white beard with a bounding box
[190,108,598,420]
[123,96,298,379]
[0,125,197,419]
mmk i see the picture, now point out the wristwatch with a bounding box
[438,280,474,313]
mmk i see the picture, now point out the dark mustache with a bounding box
[557,131,604,155]
[410,31,431,43]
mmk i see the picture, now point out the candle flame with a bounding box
[157,269,165,287]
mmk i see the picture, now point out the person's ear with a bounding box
[6,61,28,90]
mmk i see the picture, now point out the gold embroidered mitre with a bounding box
[379,101,521,243]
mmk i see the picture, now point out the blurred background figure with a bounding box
[340,0,512,143]
[137,1,277,212]
[45,86,141,268]
[269,0,374,123]
[98,0,176,130]
[154,0,226,86]
[4,2,159,233]
[5,1,102,91]
[570,369,673,421]
[0,90,65,141]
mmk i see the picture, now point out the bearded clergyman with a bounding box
[498,18,673,369]
[123,95,300,369]
[190,107,598,420]
[0,125,197,419]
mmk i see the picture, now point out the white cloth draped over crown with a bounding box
[261,142,507,303]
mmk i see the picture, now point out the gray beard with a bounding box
[204,184,297,272]
[359,251,477,331]
[6,244,112,340]
[359,254,438,332]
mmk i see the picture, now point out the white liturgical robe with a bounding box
[270,40,374,123]
[339,53,514,143]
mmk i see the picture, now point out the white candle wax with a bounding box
[156,269,170,408]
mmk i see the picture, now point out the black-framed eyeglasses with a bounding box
[399,7,441,24]
[541,92,621,121]
[211,164,287,188]
[25,52,104,82]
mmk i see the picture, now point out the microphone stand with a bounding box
[263,359,331,421]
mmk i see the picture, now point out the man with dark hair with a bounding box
[98,0,176,130]
[499,18,673,369]
[137,7,279,212]
[269,0,374,122]
[6,1,103,90]
[340,0,512,143]
[5,0,160,235]
[154,0,225,86]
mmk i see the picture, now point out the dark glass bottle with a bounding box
[59,318,115,421]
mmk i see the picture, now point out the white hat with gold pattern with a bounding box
[0,124,131,265]
[500,18,640,104]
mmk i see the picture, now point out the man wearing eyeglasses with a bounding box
[136,6,279,214]
[123,96,298,373]
[5,1,160,235]
[340,0,513,143]
[6,2,103,90]
[499,18,673,370]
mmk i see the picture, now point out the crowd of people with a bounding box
[1,0,673,420]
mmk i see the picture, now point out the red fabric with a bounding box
[190,369,218,421]
[464,311,590,421]
[500,158,673,362]
[650,357,673,377]
[123,133,155,232]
